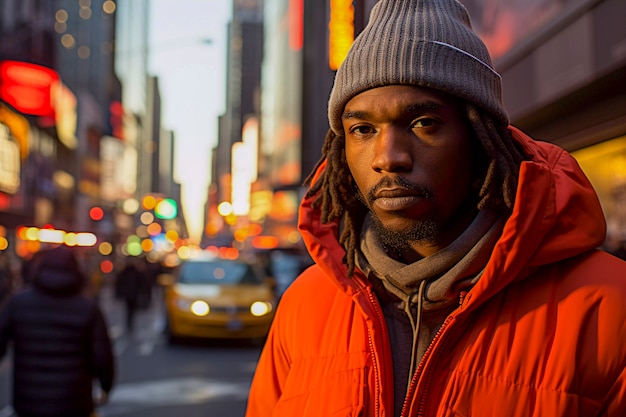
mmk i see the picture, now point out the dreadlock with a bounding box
[303,103,526,277]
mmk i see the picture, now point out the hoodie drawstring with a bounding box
[405,279,426,393]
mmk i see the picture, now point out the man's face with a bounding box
[342,85,481,258]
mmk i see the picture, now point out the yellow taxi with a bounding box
[163,254,276,343]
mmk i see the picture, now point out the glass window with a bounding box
[179,260,262,285]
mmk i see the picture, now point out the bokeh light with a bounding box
[142,195,157,210]
[98,242,113,256]
[100,260,114,274]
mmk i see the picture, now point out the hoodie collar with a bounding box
[357,208,505,311]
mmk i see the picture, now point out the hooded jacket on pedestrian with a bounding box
[246,125,626,417]
[0,246,115,417]
[246,0,626,415]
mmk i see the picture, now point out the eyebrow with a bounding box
[342,110,370,121]
[342,101,445,121]
[404,101,444,113]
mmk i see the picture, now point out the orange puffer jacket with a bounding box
[246,127,626,417]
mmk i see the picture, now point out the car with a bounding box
[162,255,277,343]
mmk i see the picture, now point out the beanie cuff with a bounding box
[329,39,508,135]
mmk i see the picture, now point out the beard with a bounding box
[369,211,439,253]
[356,176,440,253]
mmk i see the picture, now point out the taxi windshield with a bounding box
[178,260,262,285]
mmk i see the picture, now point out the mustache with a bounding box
[365,176,434,205]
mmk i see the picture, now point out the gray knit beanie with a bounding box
[328,0,508,135]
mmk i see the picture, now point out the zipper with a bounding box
[366,288,386,417]
[399,287,471,416]
[458,290,468,306]
[399,315,454,417]
[418,316,456,416]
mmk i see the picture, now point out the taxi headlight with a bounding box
[175,298,210,316]
[191,300,210,316]
[250,301,272,317]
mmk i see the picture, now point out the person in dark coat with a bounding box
[0,245,115,417]
[114,257,146,332]
[0,252,14,304]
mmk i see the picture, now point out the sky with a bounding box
[147,0,232,243]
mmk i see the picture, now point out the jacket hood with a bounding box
[32,246,85,296]
[298,126,606,301]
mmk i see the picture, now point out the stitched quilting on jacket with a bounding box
[245,127,626,417]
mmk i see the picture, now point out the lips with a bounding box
[372,188,423,211]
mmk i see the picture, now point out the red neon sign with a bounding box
[0,61,59,118]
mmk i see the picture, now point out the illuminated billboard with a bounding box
[329,0,355,70]
[0,61,60,119]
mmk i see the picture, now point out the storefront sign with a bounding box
[0,103,29,160]
[0,124,20,194]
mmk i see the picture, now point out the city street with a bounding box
[0,285,264,417]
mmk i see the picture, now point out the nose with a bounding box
[371,128,413,173]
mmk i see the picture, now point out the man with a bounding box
[114,256,147,332]
[245,0,626,416]
[0,245,115,417]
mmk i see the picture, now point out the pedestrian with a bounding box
[0,251,14,304]
[0,245,115,417]
[114,256,146,332]
[139,257,162,308]
[245,1,626,416]
[19,250,41,288]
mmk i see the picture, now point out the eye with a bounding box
[412,117,436,129]
[348,124,376,136]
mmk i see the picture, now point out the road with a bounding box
[0,284,264,417]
